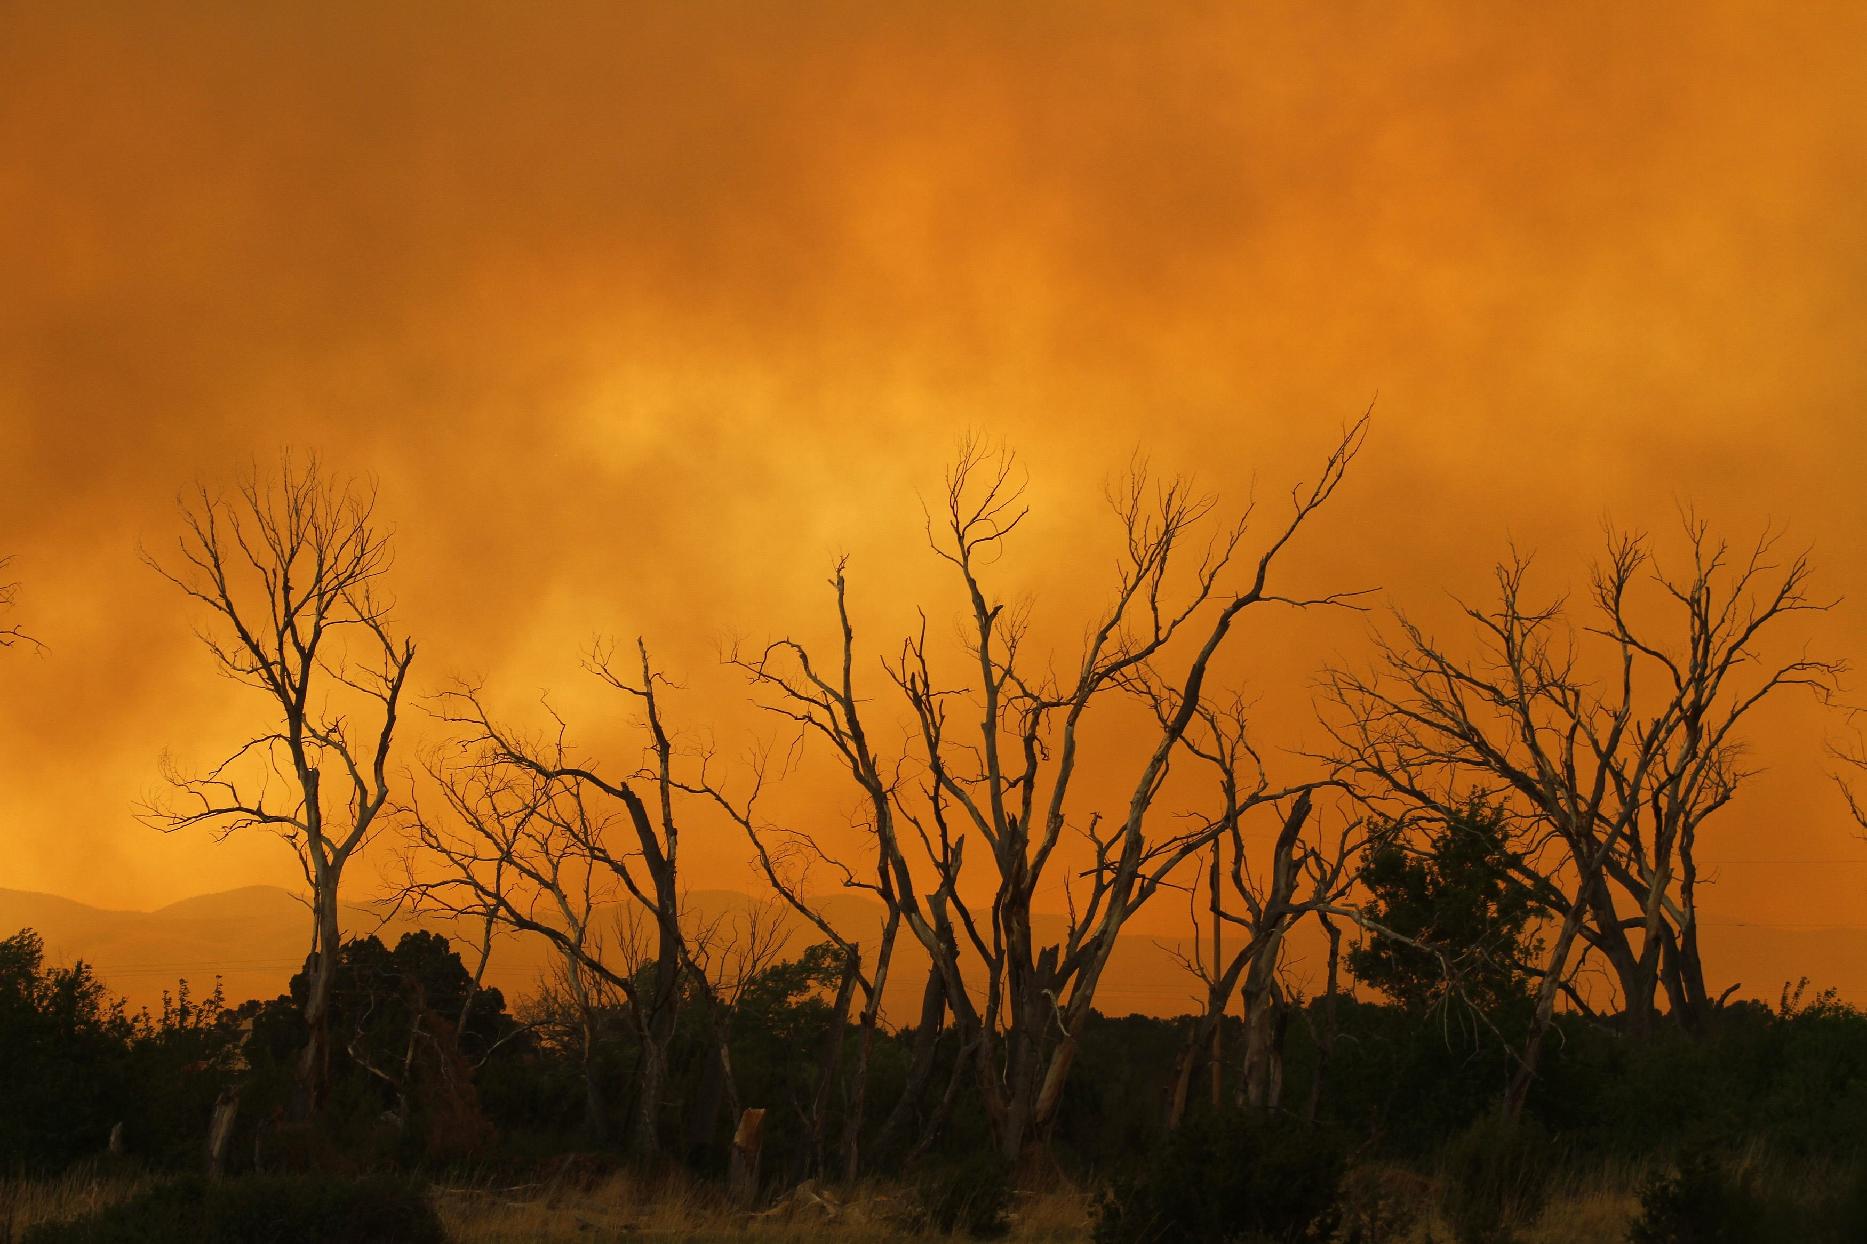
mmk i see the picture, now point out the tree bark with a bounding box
[291,886,342,1120]
[206,1089,241,1178]
[729,1108,766,1207]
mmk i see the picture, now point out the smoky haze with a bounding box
[1,3,1865,997]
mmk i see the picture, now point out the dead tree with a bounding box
[142,455,416,1118]
[721,565,922,1180]
[408,721,665,1154]
[402,749,617,1138]
[905,424,1366,1160]
[680,896,790,1160]
[1157,695,1361,1124]
[1323,516,1837,1110]
[738,420,1367,1163]
[419,640,760,1161]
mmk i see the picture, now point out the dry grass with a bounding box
[35,1154,1859,1242]
[436,1171,1091,1243]
[0,1165,1087,1244]
[0,1168,154,1242]
[1519,1164,1644,1244]
[1367,1157,1647,1243]
[0,1163,1645,1243]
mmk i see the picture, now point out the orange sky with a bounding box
[3,4,1867,992]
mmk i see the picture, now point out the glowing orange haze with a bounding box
[2,4,1866,1004]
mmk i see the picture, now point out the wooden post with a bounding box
[729,1107,766,1208]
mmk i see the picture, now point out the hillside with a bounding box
[0,885,1854,1020]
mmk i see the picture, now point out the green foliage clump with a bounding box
[1627,1150,1774,1244]
[1093,1111,1345,1244]
[0,929,137,1168]
[1626,1149,1867,1244]
[21,1175,447,1244]
[905,1149,1015,1238]
[0,930,246,1171]
[1436,1111,1556,1244]
[1349,801,1541,1025]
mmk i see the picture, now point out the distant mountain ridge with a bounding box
[1,885,1858,1020]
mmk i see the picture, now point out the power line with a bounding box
[1699,858,1867,865]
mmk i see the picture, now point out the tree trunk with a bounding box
[632,883,684,1163]
[729,1108,765,1207]
[1672,848,1711,1030]
[633,1026,667,1161]
[580,1007,607,1141]
[1031,1032,1077,1140]
[206,1088,241,1178]
[1304,916,1341,1124]
[1587,876,1655,1035]
[875,966,947,1166]
[1166,1020,1201,1130]
[1237,926,1287,1111]
[993,1041,1034,1163]
[906,1033,975,1169]
[291,884,342,1120]
[1507,893,1594,1119]
[840,918,899,1184]
[809,953,860,1175]
[1241,992,1286,1111]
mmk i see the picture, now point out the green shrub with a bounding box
[22,1174,447,1244]
[1437,1112,1556,1244]
[1819,1157,1867,1242]
[908,1149,1014,1238]
[1626,1150,1779,1244]
[1093,1110,1345,1244]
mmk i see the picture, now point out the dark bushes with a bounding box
[1627,1149,1867,1244]
[1093,1111,1345,1244]
[906,1149,1015,1238]
[1627,1150,1776,1244]
[1436,1111,1556,1244]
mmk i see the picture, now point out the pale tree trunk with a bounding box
[206,1089,241,1178]
[729,1108,766,1207]
[1238,930,1287,1111]
[292,873,342,1120]
[1240,996,1286,1111]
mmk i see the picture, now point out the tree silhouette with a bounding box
[737,417,1369,1161]
[142,454,416,1120]
[1325,515,1839,1113]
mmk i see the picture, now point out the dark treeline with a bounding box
[4,426,1867,1242]
[4,897,1867,1240]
